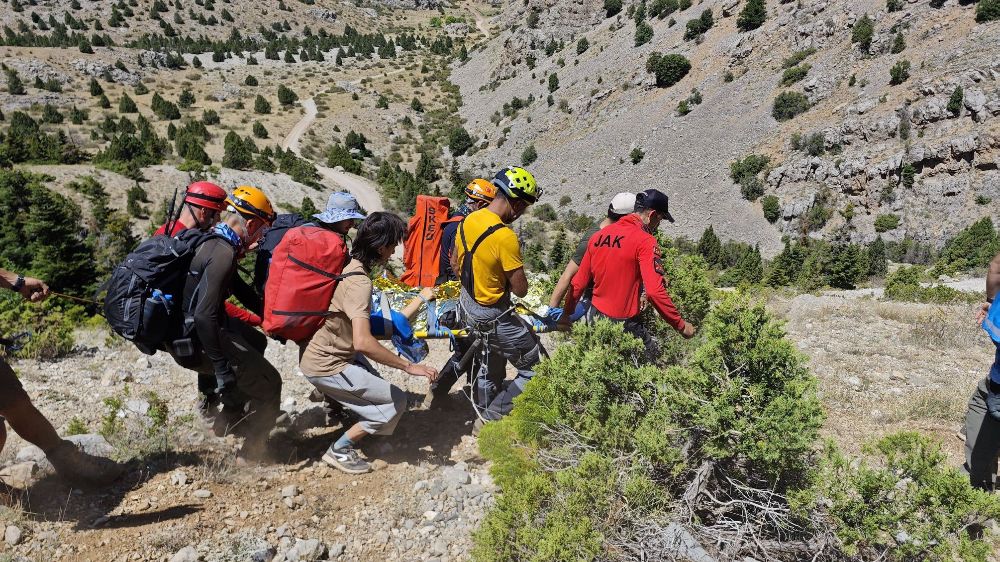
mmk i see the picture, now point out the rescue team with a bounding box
[4,166,1000,492]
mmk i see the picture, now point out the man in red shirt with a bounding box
[154,181,227,236]
[560,188,696,351]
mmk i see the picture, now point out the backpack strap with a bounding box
[458,221,508,304]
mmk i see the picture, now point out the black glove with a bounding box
[215,367,247,409]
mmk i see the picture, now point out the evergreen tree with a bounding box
[825,243,865,289]
[548,230,568,271]
[277,85,298,105]
[299,197,319,217]
[89,77,103,96]
[732,244,764,284]
[448,127,474,156]
[890,32,905,54]
[867,236,888,279]
[415,152,439,183]
[222,131,252,169]
[947,86,964,116]
[98,94,111,109]
[548,73,559,93]
[252,122,268,139]
[245,75,259,86]
[254,95,271,114]
[737,0,766,32]
[178,88,195,108]
[410,97,424,112]
[852,14,874,53]
[521,144,538,166]
[697,225,723,267]
[5,69,25,95]
[119,94,137,113]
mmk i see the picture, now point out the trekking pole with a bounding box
[49,291,106,315]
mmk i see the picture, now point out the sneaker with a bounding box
[46,440,124,489]
[322,446,371,474]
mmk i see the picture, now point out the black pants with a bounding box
[431,335,476,398]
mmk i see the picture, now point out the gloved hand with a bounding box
[545,307,564,323]
[215,366,247,409]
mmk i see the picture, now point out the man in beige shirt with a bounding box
[299,212,439,474]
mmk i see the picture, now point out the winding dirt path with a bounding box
[281,95,385,212]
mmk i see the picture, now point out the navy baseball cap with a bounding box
[635,189,675,223]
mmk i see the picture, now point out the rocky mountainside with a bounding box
[452,0,999,254]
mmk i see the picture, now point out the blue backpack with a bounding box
[370,292,429,363]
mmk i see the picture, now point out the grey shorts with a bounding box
[300,356,407,436]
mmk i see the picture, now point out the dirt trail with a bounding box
[281,84,409,213]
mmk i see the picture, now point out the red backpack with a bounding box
[263,226,358,343]
[401,195,461,288]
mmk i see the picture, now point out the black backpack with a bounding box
[104,229,217,354]
[253,213,309,297]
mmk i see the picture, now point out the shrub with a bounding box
[761,194,780,222]
[277,85,298,105]
[326,143,361,174]
[792,131,825,156]
[548,73,559,93]
[254,95,271,114]
[650,0,678,17]
[89,77,103,96]
[947,86,963,116]
[202,109,220,125]
[630,147,644,164]
[245,75,258,87]
[730,154,770,200]
[178,89,195,108]
[900,162,916,188]
[772,91,811,121]
[889,60,911,85]
[736,0,766,31]
[222,131,253,170]
[779,64,810,86]
[604,0,623,17]
[41,104,63,124]
[150,92,180,120]
[576,37,589,54]
[521,144,538,166]
[782,47,816,69]
[448,126,474,156]
[887,0,903,11]
[697,225,723,267]
[977,0,1000,22]
[890,32,905,54]
[936,217,1000,271]
[684,9,714,40]
[252,121,268,139]
[885,266,966,303]
[645,53,691,87]
[852,14,874,53]
[867,236,888,278]
[532,203,557,221]
[410,97,423,112]
[873,213,900,232]
[634,21,653,46]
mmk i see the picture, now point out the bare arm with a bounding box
[988,252,1000,302]
[506,267,528,298]
[400,287,436,321]
[352,316,439,381]
[0,269,49,302]
[548,260,580,309]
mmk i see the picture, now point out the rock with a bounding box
[193,489,212,498]
[443,468,471,486]
[126,399,150,416]
[965,87,988,119]
[15,434,115,475]
[0,461,38,488]
[251,545,277,562]
[895,530,911,544]
[721,0,740,16]
[169,546,199,562]
[292,538,326,561]
[135,356,151,370]
[328,543,345,557]
[659,523,717,562]
[5,525,23,545]
[281,485,300,498]
[170,470,189,486]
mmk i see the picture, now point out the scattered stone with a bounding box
[328,543,345,557]
[0,461,38,489]
[169,546,199,562]
[281,485,300,498]
[135,356,152,370]
[292,538,326,561]
[5,525,23,546]
[170,470,189,486]
[193,489,212,499]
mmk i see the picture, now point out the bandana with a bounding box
[214,222,242,248]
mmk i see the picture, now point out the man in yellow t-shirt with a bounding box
[451,166,545,424]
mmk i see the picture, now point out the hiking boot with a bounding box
[46,440,124,489]
[198,393,220,423]
[988,381,1000,422]
[322,445,371,474]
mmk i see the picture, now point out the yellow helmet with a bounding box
[464,178,497,204]
[492,166,540,204]
[227,185,276,224]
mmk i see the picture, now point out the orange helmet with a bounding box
[226,185,276,224]
[464,178,497,205]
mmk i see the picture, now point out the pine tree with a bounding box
[415,152,439,183]
[222,131,252,169]
[410,97,424,112]
[277,85,298,105]
[178,89,195,108]
[5,69,25,95]
[866,236,888,279]
[548,230,568,271]
[254,95,271,114]
[89,77,103,96]
[698,226,724,268]
[119,94,137,113]
[299,197,319,217]
[548,73,559,93]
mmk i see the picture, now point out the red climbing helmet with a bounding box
[184,181,227,212]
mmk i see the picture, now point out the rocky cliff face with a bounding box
[452,0,999,253]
